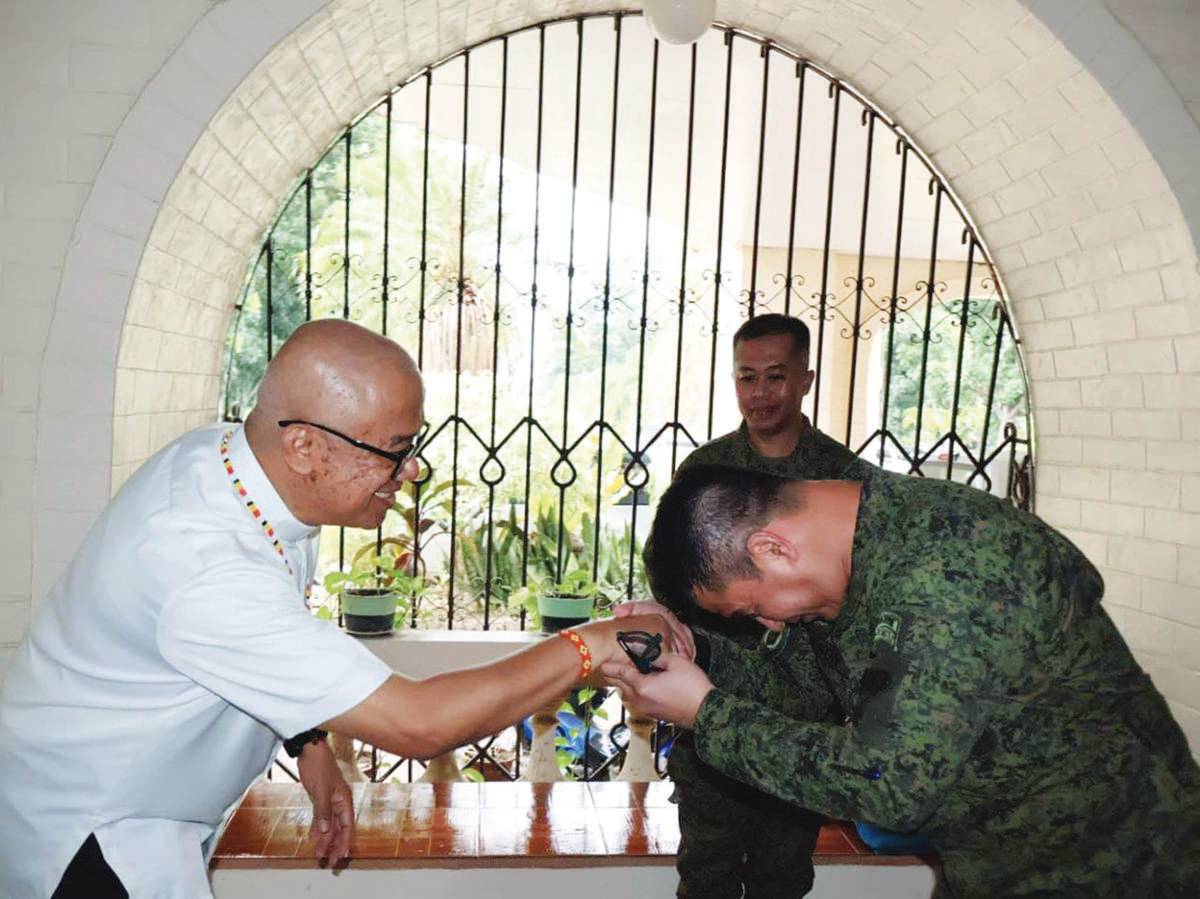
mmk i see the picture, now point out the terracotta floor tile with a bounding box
[593,808,655,855]
[356,782,412,813]
[430,822,479,856]
[641,780,676,808]
[814,822,858,856]
[841,821,872,855]
[541,820,607,855]
[428,806,480,830]
[409,807,479,857]
[475,811,532,854]
[475,806,608,856]
[403,785,438,811]
[529,807,601,835]
[481,781,588,805]
[640,806,681,854]
[240,783,307,808]
[263,808,311,858]
[347,831,402,859]
[587,781,640,808]
[397,805,437,833]
[432,782,482,808]
[396,832,433,857]
[351,795,410,858]
[217,806,283,857]
[480,781,537,808]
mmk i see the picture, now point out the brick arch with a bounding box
[38,0,1200,746]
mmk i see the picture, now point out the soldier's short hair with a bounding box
[645,464,797,607]
[732,314,811,360]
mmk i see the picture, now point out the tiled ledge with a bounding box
[212,782,934,870]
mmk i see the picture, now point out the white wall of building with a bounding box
[2,0,1199,753]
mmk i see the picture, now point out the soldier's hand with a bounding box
[601,652,713,729]
[613,600,696,661]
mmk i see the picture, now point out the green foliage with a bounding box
[885,296,1027,460]
[451,496,648,629]
[386,476,469,577]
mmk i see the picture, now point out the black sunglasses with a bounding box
[277,419,425,481]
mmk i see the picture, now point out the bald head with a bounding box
[254,319,420,432]
[245,320,425,529]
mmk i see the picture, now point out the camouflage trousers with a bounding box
[669,733,823,899]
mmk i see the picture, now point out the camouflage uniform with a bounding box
[693,469,1200,897]
[664,420,876,898]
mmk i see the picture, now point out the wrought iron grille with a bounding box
[224,13,1034,642]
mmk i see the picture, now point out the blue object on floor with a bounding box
[853,821,935,855]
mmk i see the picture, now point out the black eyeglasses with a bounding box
[616,630,664,674]
[277,419,425,481]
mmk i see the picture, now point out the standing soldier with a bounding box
[663,314,877,899]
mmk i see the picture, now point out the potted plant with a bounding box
[509,568,606,634]
[323,551,424,636]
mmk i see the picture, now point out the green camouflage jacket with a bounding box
[676,419,873,482]
[693,469,1200,896]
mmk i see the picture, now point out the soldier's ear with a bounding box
[746,530,796,574]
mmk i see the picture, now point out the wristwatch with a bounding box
[283,728,328,758]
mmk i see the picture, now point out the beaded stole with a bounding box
[220,429,313,604]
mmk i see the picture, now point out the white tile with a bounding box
[1141,580,1200,629]
[1058,466,1109,501]
[1071,309,1135,346]
[1080,436,1146,468]
[1107,339,1177,375]
[1111,410,1181,442]
[1108,536,1178,581]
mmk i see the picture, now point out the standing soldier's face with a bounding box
[733,334,815,440]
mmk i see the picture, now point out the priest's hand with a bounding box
[297,738,354,866]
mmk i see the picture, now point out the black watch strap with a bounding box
[283,728,328,758]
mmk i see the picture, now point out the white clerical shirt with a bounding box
[0,424,393,898]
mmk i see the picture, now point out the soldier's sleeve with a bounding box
[700,628,835,722]
[691,583,1019,832]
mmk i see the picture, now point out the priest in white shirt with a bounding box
[0,319,672,899]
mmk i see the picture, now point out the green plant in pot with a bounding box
[509,568,608,634]
[323,551,424,637]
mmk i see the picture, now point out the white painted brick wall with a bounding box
[0,0,215,676]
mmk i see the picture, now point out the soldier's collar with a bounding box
[833,476,879,634]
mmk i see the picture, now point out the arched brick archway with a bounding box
[37,0,1200,749]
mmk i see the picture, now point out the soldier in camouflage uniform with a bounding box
[616,464,1200,898]
[662,314,877,898]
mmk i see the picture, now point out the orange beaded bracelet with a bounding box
[557,628,593,679]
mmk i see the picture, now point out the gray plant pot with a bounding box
[341,588,399,636]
